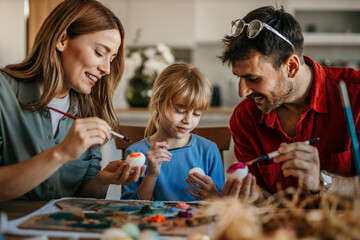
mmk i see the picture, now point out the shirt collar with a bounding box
[259,56,328,124]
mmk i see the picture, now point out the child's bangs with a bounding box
[171,83,210,111]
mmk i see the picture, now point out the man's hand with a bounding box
[274,141,320,191]
[221,174,259,202]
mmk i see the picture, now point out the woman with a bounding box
[0,0,145,202]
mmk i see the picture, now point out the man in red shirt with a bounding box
[220,6,359,200]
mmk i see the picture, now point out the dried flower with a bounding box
[125,29,175,85]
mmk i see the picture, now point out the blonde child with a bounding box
[122,63,225,201]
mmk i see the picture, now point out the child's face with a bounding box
[160,104,202,139]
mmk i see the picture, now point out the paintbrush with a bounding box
[245,137,320,165]
[168,145,192,151]
[48,107,131,142]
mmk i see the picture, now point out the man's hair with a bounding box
[220,6,304,69]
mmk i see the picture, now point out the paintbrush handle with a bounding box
[246,137,320,165]
[48,107,131,142]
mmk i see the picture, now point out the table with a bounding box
[0,200,61,240]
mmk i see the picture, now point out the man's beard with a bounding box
[248,75,293,114]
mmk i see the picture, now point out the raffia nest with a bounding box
[202,186,360,240]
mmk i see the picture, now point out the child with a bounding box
[121,63,225,201]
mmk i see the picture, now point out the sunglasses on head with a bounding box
[231,19,294,51]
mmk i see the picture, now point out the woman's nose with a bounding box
[99,59,111,75]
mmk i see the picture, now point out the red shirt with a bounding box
[230,57,360,194]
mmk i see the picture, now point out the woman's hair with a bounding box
[220,6,304,69]
[1,0,125,129]
[144,63,211,137]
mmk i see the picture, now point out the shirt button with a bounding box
[48,135,52,140]
[49,186,54,191]
[55,140,59,144]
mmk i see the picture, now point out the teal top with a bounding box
[0,71,101,200]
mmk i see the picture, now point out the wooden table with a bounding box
[0,200,59,240]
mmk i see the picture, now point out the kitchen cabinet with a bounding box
[287,0,360,47]
[104,0,195,47]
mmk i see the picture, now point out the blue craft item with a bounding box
[339,81,360,179]
[165,207,176,214]
[151,201,165,207]
[139,229,160,240]
[121,222,140,239]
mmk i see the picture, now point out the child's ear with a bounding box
[56,31,69,52]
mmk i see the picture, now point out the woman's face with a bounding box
[56,29,121,97]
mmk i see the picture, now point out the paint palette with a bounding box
[18,199,214,236]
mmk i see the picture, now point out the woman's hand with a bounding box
[95,160,146,186]
[145,141,172,177]
[221,174,260,203]
[186,172,221,199]
[57,117,111,163]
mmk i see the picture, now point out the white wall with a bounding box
[0,0,26,68]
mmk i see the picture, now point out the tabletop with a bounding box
[0,200,68,240]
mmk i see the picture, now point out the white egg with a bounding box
[226,163,249,179]
[125,152,146,168]
[189,167,205,176]
[100,228,129,240]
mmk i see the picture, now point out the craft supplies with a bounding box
[226,162,249,179]
[189,167,205,176]
[125,152,146,168]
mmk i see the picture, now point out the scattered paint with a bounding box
[140,205,152,214]
[145,214,165,223]
[176,202,190,210]
[178,211,192,218]
[151,201,165,207]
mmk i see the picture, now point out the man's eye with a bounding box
[95,50,103,57]
[193,112,201,117]
[248,78,259,83]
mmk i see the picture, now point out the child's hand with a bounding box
[186,172,221,199]
[146,141,172,177]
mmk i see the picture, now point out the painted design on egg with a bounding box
[125,152,146,168]
[226,162,249,179]
[188,167,205,176]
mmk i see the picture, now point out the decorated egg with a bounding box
[125,152,146,168]
[188,167,205,176]
[226,162,249,179]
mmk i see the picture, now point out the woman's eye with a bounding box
[193,112,201,117]
[95,50,103,57]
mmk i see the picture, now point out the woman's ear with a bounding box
[286,55,300,78]
[56,31,68,52]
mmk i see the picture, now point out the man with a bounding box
[220,6,359,200]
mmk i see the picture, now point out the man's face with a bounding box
[232,51,293,114]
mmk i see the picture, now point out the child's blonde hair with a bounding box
[144,63,211,137]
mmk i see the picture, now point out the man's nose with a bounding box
[238,78,252,98]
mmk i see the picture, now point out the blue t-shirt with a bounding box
[121,134,225,201]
